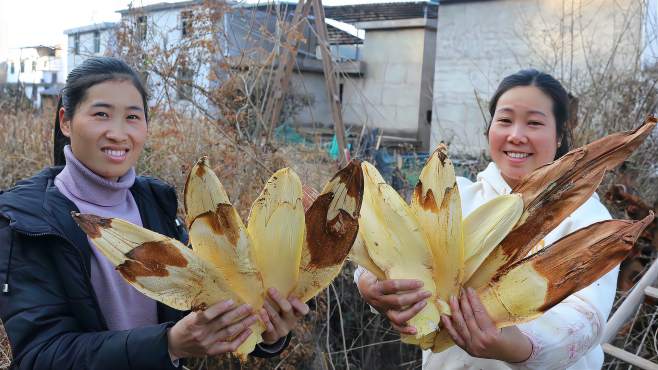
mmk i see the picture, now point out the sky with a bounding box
[0,0,418,61]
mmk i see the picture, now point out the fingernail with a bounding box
[450,295,456,303]
[422,291,432,298]
[468,287,475,295]
[226,299,234,306]
[418,300,427,308]
[409,327,417,334]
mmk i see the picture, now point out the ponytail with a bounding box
[53,95,70,166]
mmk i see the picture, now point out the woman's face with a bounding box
[488,85,558,188]
[59,80,147,181]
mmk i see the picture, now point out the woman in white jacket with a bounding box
[356,69,617,370]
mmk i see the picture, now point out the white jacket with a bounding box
[355,162,618,370]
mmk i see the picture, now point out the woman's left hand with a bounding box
[441,287,533,363]
[259,288,310,345]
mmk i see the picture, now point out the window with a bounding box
[10,62,14,74]
[20,61,25,73]
[181,10,193,37]
[94,31,101,53]
[73,34,80,55]
[32,61,37,72]
[339,83,344,104]
[137,16,148,41]
[176,60,194,101]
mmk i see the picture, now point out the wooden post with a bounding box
[312,0,348,164]
[263,0,313,140]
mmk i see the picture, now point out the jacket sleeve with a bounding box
[508,197,618,370]
[0,221,178,370]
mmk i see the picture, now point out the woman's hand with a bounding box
[260,288,310,345]
[357,270,432,335]
[441,287,533,363]
[167,300,258,360]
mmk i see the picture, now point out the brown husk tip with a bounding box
[304,160,364,268]
[523,212,654,312]
[71,213,112,238]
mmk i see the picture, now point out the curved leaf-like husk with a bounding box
[463,194,523,281]
[293,160,364,302]
[248,168,305,296]
[359,161,440,345]
[478,213,653,327]
[411,145,463,315]
[73,213,264,359]
[348,234,386,281]
[185,157,264,305]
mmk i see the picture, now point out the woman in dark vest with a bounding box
[0,56,308,370]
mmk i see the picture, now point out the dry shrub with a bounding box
[0,320,10,369]
[0,108,53,190]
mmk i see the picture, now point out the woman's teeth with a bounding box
[506,152,530,159]
[104,149,127,158]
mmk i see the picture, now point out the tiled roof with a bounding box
[236,3,363,45]
[324,2,437,23]
[327,24,363,45]
[117,0,203,15]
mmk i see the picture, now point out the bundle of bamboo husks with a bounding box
[349,117,656,351]
[73,158,364,359]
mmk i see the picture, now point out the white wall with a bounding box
[342,26,435,147]
[67,28,115,75]
[5,47,64,107]
[431,0,644,155]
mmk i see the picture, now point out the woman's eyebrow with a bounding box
[126,105,144,112]
[528,110,548,117]
[91,102,143,112]
[91,102,113,109]
[495,107,514,114]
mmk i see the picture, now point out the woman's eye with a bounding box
[497,118,512,124]
[127,114,139,120]
[94,112,109,118]
[528,121,544,126]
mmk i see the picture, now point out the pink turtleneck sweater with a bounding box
[54,145,158,331]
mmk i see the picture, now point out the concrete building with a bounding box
[63,22,117,75]
[326,2,437,150]
[108,0,437,150]
[4,45,65,107]
[430,0,653,155]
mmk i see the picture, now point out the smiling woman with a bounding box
[357,69,620,370]
[0,56,306,370]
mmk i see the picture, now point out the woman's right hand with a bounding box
[167,300,259,360]
[357,270,431,335]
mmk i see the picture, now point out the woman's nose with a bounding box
[507,123,528,144]
[105,121,129,141]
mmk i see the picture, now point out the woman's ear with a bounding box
[59,107,71,137]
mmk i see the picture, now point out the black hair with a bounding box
[486,69,572,159]
[53,57,148,166]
